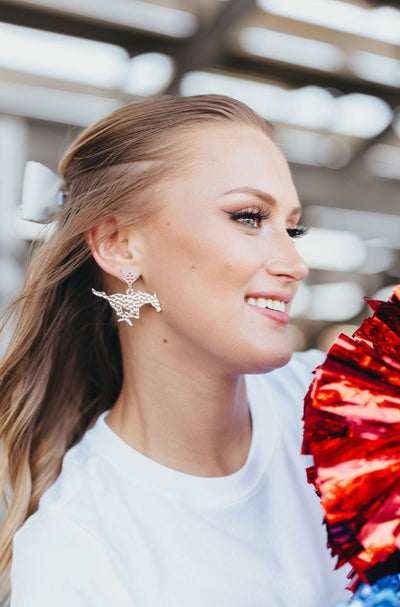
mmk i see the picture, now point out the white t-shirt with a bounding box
[11,351,351,607]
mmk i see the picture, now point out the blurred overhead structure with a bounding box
[0,0,399,348]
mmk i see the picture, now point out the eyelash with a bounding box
[229,209,309,238]
[229,209,271,228]
[286,226,309,239]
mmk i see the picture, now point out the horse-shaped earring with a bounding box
[92,271,161,326]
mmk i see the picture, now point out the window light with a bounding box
[181,73,332,130]
[123,53,175,96]
[277,127,352,168]
[239,27,345,72]
[350,51,400,88]
[290,283,311,318]
[0,23,128,88]
[304,206,400,250]
[294,228,366,272]
[331,94,392,139]
[373,284,400,301]
[258,0,400,45]
[8,0,198,38]
[181,72,392,138]
[0,81,122,126]
[307,282,364,322]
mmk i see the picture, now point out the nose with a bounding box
[265,230,309,282]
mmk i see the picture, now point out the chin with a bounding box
[239,345,294,376]
[272,348,293,369]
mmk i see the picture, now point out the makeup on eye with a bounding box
[227,207,309,238]
[286,225,309,239]
[227,207,272,228]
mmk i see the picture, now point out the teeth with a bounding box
[246,297,286,313]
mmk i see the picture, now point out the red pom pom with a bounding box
[302,286,400,587]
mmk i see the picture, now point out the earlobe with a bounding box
[85,219,142,280]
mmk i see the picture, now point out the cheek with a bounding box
[145,216,269,305]
[144,229,211,304]
[148,217,218,277]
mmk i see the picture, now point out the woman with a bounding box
[0,95,350,606]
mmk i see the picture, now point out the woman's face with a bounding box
[138,124,308,375]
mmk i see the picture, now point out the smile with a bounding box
[246,297,286,313]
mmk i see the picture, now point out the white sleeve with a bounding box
[11,510,133,607]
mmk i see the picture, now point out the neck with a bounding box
[107,326,252,477]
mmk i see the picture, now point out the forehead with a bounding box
[165,124,299,207]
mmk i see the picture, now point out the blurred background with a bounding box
[0,0,399,351]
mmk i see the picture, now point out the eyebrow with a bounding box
[220,187,302,221]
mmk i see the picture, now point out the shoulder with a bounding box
[12,508,124,606]
[11,437,132,606]
[12,505,102,567]
[14,410,129,538]
[31,430,104,531]
[28,413,120,532]
[11,513,133,605]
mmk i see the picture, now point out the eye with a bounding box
[286,225,309,239]
[229,208,271,228]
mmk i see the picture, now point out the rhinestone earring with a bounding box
[92,271,161,326]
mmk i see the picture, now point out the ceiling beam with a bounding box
[164,0,256,95]
[291,163,400,215]
[366,0,400,6]
[1,0,399,109]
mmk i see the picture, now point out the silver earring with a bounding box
[92,271,161,326]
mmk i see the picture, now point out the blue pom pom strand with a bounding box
[333,575,400,607]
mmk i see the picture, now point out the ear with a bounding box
[85,218,142,281]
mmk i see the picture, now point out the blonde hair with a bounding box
[0,94,271,592]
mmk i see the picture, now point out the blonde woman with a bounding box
[0,95,349,606]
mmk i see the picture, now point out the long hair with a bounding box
[0,94,270,590]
